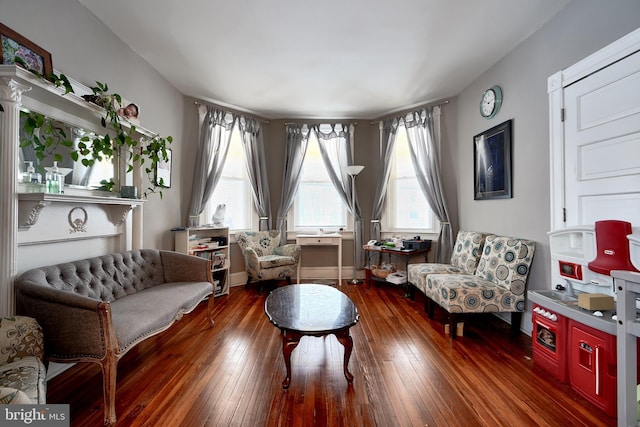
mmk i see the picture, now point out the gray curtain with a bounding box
[187,105,236,225]
[313,123,365,269]
[276,124,310,245]
[404,106,453,263]
[370,118,399,241]
[238,116,272,231]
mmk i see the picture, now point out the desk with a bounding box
[296,234,342,284]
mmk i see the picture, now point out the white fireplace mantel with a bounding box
[0,65,154,316]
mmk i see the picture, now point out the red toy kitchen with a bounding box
[529,220,640,417]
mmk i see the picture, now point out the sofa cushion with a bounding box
[0,358,47,404]
[408,263,468,297]
[110,281,213,353]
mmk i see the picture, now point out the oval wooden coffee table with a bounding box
[264,284,360,388]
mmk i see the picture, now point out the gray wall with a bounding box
[453,0,640,332]
[1,0,185,250]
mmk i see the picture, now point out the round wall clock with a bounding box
[480,85,503,119]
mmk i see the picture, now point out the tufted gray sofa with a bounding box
[15,249,214,425]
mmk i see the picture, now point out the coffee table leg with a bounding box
[282,330,301,389]
[335,329,354,382]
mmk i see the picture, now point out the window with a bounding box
[201,124,256,232]
[383,125,437,233]
[290,132,348,232]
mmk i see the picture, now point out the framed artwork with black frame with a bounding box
[0,23,53,78]
[474,119,512,200]
[154,148,172,188]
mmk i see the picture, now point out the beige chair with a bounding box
[408,230,487,305]
[427,234,536,338]
[236,230,301,290]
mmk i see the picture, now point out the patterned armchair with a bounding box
[426,235,535,337]
[408,230,487,303]
[236,230,301,289]
[0,316,46,404]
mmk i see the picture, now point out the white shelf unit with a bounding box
[174,226,230,297]
[614,270,640,427]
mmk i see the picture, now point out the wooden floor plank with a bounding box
[46,281,617,426]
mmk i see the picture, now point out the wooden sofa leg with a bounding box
[511,312,522,336]
[207,294,215,327]
[449,313,458,339]
[102,354,118,426]
[244,275,252,288]
[425,298,435,319]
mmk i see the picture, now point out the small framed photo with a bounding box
[474,119,512,200]
[0,23,53,78]
[154,148,172,188]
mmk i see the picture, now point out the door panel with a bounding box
[564,50,640,226]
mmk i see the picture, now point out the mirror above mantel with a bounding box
[19,112,118,192]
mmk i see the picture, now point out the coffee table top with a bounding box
[265,284,359,334]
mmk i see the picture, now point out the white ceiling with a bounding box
[79,0,570,119]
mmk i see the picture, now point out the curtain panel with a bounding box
[370,118,399,242]
[403,106,453,262]
[276,124,310,245]
[187,105,236,226]
[238,116,272,231]
[314,124,365,269]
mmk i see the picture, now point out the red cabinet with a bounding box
[568,320,617,416]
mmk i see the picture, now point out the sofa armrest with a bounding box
[15,281,112,361]
[160,250,213,284]
[0,316,44,365]
[275,244,301,263]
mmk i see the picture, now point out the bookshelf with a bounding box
[173,226,230,297]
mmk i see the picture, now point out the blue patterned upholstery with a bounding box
[426,235,535,336]
[236,230,301,284]
[408,230,487,300]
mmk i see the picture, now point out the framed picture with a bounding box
[474,119,512,200]
[0,23,52,78]
[154,148,172,188]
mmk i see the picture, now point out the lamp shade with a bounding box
[346,165,365,176]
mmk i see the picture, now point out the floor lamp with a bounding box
[346,165,365,285]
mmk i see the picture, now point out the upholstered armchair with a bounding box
[236,230,301,289]
[408,230,487,303]
[0,316,46,404]
[426,235,535,337]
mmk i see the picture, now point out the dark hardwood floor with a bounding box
[47,281,616,426]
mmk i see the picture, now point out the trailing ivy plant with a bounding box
[20,80,172,198]
[14,56,74,94]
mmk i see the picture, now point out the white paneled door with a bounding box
[563,50,640,227]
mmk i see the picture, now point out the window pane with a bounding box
[203,126,254,231]
[385,126,435,232]
[291,134,347,230]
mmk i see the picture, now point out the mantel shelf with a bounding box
[18,193,144,230]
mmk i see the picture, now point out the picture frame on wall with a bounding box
[0,23,53,78]
[154,148,172,188]
[474,119,512,200]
